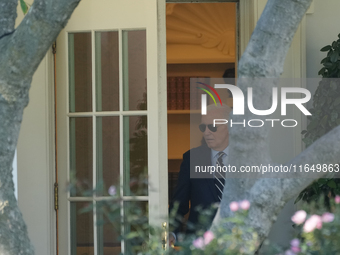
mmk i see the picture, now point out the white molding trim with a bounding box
[46,49,56,255]
[157,0,168,222]
[239,0,257,56]
[299,16,307,152]
[306,0,314,14]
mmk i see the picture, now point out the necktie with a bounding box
[215,151,226,201]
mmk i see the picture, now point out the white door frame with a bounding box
[55,0,168,254]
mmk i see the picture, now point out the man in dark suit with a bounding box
[170,104,231,243]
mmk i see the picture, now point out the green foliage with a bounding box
[19,0,29,14]
[185,215,259,254]
[119,203,259,255]
[69,176,150,254]
[71,175,261,254]
[298,34,340,204]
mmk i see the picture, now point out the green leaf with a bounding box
[294,192,304,204]
[318,178,328,184]
[320,57,329,64]
[125,232,140,239]
[331,64,338,71]
[321,45,332,52]
[318,67,326,76]
[327,180,337,189]
[149,226,155,235]
[307,119,319,131]
[324,62,334,68]
[333,41,338,48]
[330,51,339,63]
[20,0,28,14]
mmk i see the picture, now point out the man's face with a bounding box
[201,109,229,151]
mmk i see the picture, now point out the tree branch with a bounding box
[0,0,81,87]
[215,0,316,247]
[228,0,313,168]
[238,0,312,78]
[237,125,340,242]
[282,125,340,201]
[0,0,17,38]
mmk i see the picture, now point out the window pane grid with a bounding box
[68,28,148,255]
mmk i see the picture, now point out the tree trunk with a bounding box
[213,0,334,246]
[0,0,80,254]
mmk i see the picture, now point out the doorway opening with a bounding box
[166,2,237,222]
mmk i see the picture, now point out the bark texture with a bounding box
[0,0,80,254]
[0,0,17,37]
[213,0,317,246]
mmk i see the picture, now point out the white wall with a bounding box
[17,55,54,255]
[16,6,54,255]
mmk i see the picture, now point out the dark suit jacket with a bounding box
[170,145,220,234]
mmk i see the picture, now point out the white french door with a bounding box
[56,0,167,254]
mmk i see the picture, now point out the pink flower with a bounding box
[316,219,323,229]
[290,238,300,247]
[291,246,300,253]
[322,212,334,223]
[108,185,116,196]
[192,237,204,249]
[291,210,307,225]
[229,201,239,212]
[303,215,322,233]
[203,231,214,245]
[239,200,251,210]
[335,195,340,204]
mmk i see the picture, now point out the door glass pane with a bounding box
[95,31,119,112]
[122,30,147,111]
[124,201,148,254]
[70,202,94,255]
[96,201,121,255]
[96,116,120,196]
[70,117,93,196]
[123,116,148,196]
[69,33,92,113]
